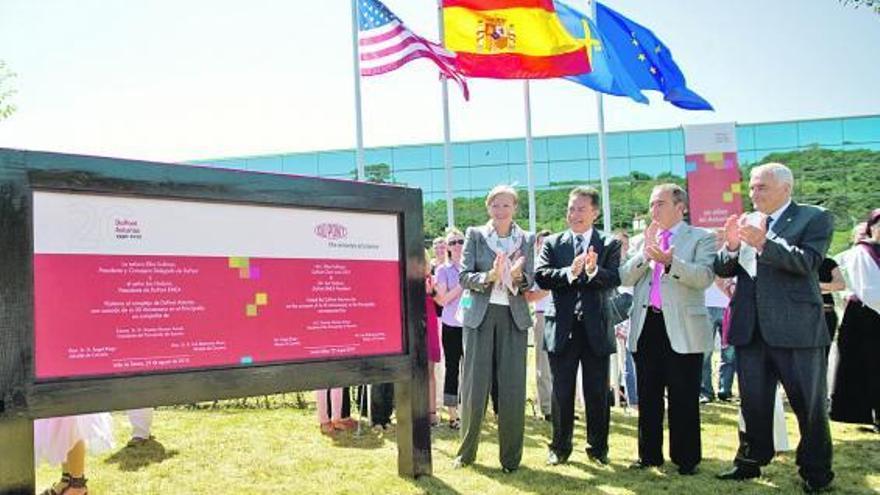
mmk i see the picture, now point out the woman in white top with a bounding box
[831,209,880,432]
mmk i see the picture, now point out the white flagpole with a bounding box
[523,81,537,233]
[438,1,455,229]
[350,0,368,433]
[351,0,366,181]
[592,0,612,233]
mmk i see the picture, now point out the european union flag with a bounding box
[595,2,712,110]
[555,1,648,105]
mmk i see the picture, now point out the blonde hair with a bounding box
[485,184,519,207]
[445,227,463,241]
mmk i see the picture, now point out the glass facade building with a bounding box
[192,114,880,205]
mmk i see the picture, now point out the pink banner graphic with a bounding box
[685,151,743,227]
[34,254,403,379]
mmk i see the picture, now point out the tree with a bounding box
[0,60,17,121]
[348,163,393,183]
[421,148,880,255]
[839,0,880,14]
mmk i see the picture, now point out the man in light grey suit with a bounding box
[619,183,716,475]
[714,163,834,493]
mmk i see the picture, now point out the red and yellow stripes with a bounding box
[442,0,590,79]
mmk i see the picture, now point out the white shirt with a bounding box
[489,236,513,306]
[704,283,730,308]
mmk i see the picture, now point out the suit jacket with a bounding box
[620,222,716,354]
[714,202,833,348]
[535,229,621,356]
[458,224,535,331]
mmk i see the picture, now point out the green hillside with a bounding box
[422,147,880,255]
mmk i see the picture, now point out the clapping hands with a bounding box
[738,215,768,252]
[488,252,525,284]
[643,221,674,266]
[722,213,768,252]
[488,252,506,282]
[570,246,597,279]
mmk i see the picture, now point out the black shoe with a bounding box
[629,459,662,470]
[857,424,880,434]
[543,413,552,422]
[716,465,760,480]
[547,450,569,466]
[803,479,833,493]
[501,466,518,474]
[678,464,699,476]
[717,392,732,402]
[452,456,470,469]
[587,449,609,465]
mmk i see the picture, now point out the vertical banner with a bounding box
[684,123,743,227]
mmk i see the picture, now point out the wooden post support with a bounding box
[395,375,432,478]
[0,416,34,495]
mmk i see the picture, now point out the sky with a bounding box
[1,0,879,163]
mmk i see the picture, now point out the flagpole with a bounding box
[523,80,536,233]
[350,0,369,433]
[351,0,366,181]
[591,0,612,233]
[438,1,455,229]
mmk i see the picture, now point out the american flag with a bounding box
[358,0,469,99]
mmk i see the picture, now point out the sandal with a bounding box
[332,417,358,431]
[448,418,461,430]
[430,412,441,427]
[319,421,334,435]
[39,473,70,495]
[66,475,88,495]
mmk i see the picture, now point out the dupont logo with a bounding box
[314,223,348,240]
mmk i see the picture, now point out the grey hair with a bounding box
[652,183,688,207]
[751,162,794,189]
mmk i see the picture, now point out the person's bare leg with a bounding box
[429,365,439,424]
[42,440,85,495]
[65,441,87,494]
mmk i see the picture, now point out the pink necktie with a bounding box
[648,230,672,309]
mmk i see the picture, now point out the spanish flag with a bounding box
[443,0,590,79]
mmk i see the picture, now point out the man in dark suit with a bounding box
[714,163,835,493]
[535,186,621,466]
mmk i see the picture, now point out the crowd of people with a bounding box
[413,162,876,492]
[36,162,878,494]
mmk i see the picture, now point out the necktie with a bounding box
[574,234,585,316]
[648,229,672,310]
[765,215,773,233]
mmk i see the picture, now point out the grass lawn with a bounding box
[35,361,880,494]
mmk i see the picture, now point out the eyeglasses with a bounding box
[447,239,465,246]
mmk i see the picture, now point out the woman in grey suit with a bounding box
[453,184,535,473]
